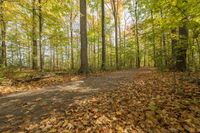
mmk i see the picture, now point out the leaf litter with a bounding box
[0,69,200,132]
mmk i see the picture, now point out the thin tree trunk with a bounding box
[118,17,122,66]
[135,0,140,68]
[70,4,74,70]
[109,35,113,67]
[32,0,38,70]
[101,0,106,70]
[0,0,6,67]
[18,43,22,70]
[162,33,167,66]
[11,43,14,64]
[196,38,200,67]
[39,0,43,71]
[92,16,96,69]
[111,0,119,69]
[42,40,45,70]
[56,45,59,70]
[123,15,127,67]
[151,10,156,67]
[160,10,167,67]
[144,33,147,67]
[171,28,178,70]
[97,32,100,69]
[171,28,177,62]
[66,24,70,69]
[53,46,55,71]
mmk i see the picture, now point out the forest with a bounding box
[0,0,200,132]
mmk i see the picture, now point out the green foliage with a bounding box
[1,0,200,72]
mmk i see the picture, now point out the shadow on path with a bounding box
[0,69,140,131]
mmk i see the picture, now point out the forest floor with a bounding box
[0,68,200,132]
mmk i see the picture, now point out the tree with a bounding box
[150,10,156,67]
[174,0,189,71]
[111,0,119,69]
[134,0,140,68]
[79,0,89,73]
[39,0,43,71]
[0,0,6,67]
[70,0,74,70]
[101,0,106,70]
[32,0,38,70]
[177,24,188,71]
[0,0,199,72]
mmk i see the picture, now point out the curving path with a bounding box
[0,69,151,132]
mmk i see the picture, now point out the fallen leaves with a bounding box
[0,69,200,132]
[0,74,81,95]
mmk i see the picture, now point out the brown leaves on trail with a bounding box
[0,75,82,95]
[1,69,200,132]
[15,70,200,132]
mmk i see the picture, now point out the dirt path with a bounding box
[0,69,147,132]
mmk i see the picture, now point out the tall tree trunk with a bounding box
[112,0,119,69]
[32,0,38,70]
[151,10,156,67]
[171,28,178,70]
[70,3,74,70]
[177,24,188,71]
[118,17,122,66]
[92,16,96,69]
[101,0,106,70]
[79,0,89,73]
[61,46,64,70]
[176,0,188,72]
[144,33,147,67]
[109,35,113,67]
[135,0,140,68]
[66,24,70,69]
[39,0,43,71]
[162,33,167,66]
[97,31,100,68]
[52,46,55,71]
[0,0,6,67]
[18,43,22,69]
[123,25,126,67]
[123,14,127,67]
[42,40,45,69]
[11,43,14,64]
[28,39,32,68]
[196,38,200,67]
[56,45,59,70]
[160,10,167,67]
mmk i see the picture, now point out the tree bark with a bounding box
[0,0,6,67]
[70,2,74,70]
[177,25,188,71]
[79,0,89,73]
[196,38,200,67]
[32,0,38,70]
[171,28,177,60]
[101,0,106,70]
[171,28,178,70]
[92,16,96,69]
[151,10,156,67]
[176,0,188,72]
[160,10,167,67]
[39,0,43,71]
[118,16,122,66]
[112,0,119,69]
[135,0,140,68]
